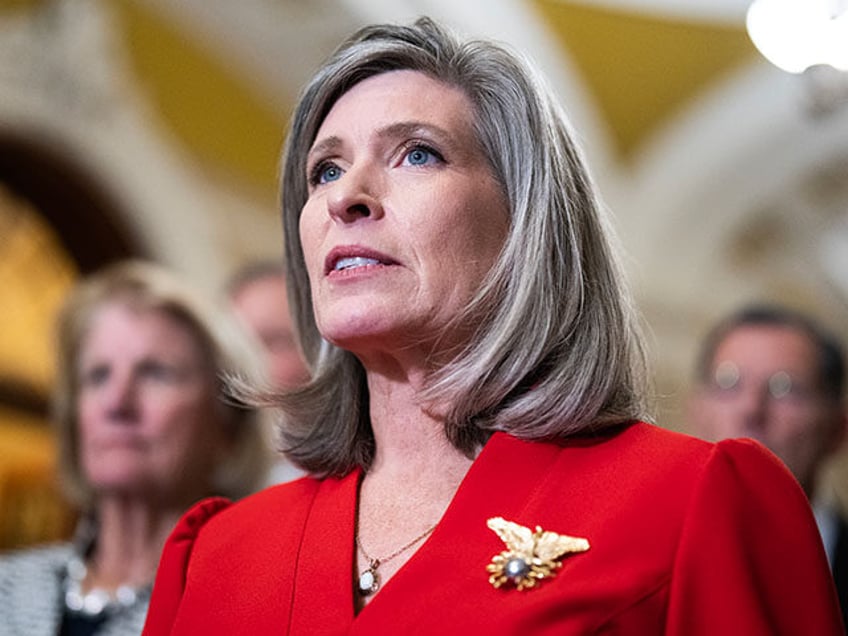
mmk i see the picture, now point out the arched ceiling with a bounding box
[112,0,289,193]
[7,0,761,196]
[534,0,757,158]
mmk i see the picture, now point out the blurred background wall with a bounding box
[2,0,847,547]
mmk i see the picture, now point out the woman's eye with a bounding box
[403,145,442,167]
[310,161,343,186]
[139,360,181,382]
[81,365,109,386]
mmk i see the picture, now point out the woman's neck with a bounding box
[85,498,183,591]
[365,366,472,483]
[357,365,474,559]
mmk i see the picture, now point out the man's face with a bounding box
[231,275,310,389]
[690,324,845,496]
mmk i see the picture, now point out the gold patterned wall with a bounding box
[0,184,77,394]
[0,185,79,550]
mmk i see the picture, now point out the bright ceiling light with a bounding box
[746,0,848,73]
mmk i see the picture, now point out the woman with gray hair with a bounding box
[144,18,841,634]
[0,260,269,636]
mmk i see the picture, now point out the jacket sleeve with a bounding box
[142,497,232,636]
[666,438,844,635]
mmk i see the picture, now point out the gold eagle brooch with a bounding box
[486,517,589,590]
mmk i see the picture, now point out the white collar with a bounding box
[814,499,840,568]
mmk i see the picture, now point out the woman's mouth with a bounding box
[325,246,398,275]
[333,256,382,271]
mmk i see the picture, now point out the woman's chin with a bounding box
[320,316,403,347]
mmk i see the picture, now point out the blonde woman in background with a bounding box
[0,260,270,636]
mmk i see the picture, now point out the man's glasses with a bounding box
[710,361,806,401]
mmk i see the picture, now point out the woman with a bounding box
[0,260,269,636]
[143,18,843,634]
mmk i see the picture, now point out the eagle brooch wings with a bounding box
[486,516,590,591]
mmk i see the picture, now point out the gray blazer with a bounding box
[0,544,149,636]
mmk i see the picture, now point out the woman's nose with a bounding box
[326,164,385,224]
[104,372,139,420]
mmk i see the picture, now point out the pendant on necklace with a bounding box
[358,560,380,596]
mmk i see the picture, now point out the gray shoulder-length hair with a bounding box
[276,17,650,477]
[53,260,272,509]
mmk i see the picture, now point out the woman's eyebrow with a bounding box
[375,121,452,144]
[307,135,343,164]
[307,121,457,166]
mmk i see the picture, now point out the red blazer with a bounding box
[143,423,843,635]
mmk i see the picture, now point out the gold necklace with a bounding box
[356,524,437,596]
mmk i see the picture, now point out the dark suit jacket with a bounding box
[831,516,848,631]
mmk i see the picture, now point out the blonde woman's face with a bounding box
[76,302,228,505]
[299,70,509,360]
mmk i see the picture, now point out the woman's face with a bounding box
[76,301,228,504]
[300,70,509,360]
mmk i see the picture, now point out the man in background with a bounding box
[228,260,310,389]
[688,303,848,624]
[227,260,310,484]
